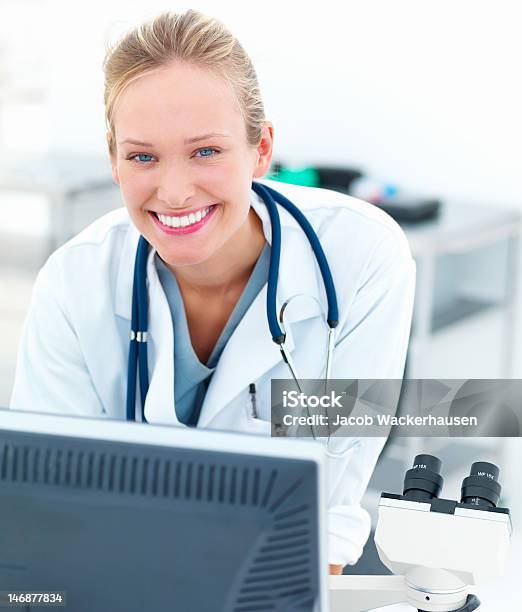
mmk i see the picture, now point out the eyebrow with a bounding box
[118,132,231,147]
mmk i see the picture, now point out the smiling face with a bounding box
[109,61,273,267]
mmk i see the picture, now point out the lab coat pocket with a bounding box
[243,388,272,436]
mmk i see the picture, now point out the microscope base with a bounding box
[418,594,480,612]
[329,576,481,612]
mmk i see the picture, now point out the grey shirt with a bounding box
[155,244,270,426]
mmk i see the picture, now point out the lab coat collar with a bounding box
[114,218,140,322]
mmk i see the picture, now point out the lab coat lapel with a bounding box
[198,187,325,427]
[142,248,179,425]
[197,284,293,427]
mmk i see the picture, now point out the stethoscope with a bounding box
[127,181,344,452]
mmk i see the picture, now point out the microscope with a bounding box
[330,454,512,611]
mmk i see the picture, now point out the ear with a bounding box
[106,132,120,185]
[252,122,274,179]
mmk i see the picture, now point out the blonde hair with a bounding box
[103,9,266,157]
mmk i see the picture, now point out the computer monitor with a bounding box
[0,409,328,611]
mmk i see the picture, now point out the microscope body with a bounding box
[329,456,512,612]
[375,494,511,611]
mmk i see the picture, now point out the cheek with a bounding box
[198,167,231,196]
[204,156,247,188]
[119,170,154,207]
[222,198,252,235]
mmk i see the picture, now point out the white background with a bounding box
[1,0,521,210]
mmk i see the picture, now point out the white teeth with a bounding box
[156,206,212,229]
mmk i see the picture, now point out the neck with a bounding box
[166,208,266,296]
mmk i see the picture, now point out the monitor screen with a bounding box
[0,409,328,611]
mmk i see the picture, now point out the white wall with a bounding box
[1,0,521,211]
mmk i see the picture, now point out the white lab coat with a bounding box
[10,179,415,566]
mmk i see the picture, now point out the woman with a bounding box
[10,9,415,574]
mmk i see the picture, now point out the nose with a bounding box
[156,161,196,210]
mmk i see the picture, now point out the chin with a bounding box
[157,247,213,269]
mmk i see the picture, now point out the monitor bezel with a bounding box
[0,408,330,610]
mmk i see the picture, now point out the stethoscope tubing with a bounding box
[251,182,338,342]
[128,235,150,421]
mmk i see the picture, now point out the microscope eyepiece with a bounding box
[460,461,501,508]
[403,454,443,501]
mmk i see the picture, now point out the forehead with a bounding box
[113,62,245,143]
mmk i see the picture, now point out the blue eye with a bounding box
[127,153,155,164]
[195,147,219,158]
[135,153,154,163]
